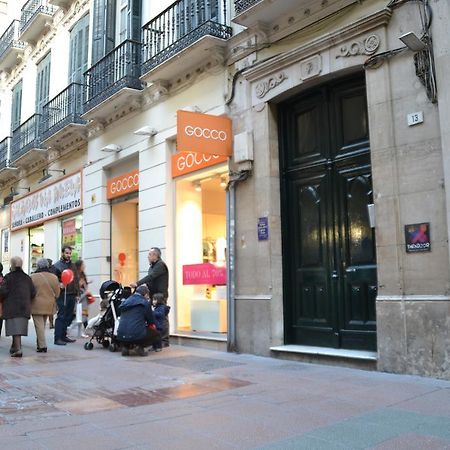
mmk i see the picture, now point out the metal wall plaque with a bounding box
[258,217,269,241]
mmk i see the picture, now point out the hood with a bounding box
[119,293,149,311]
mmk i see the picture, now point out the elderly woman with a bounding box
[30,258,60,353]
[0,257,36,357]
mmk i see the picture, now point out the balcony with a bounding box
[20,0,57,44]
[0,21,26,72]
[42,82,86,146]
[233,0,359,31]
[0,137,19,182]
[48,0,75,8]
[141,0,232,83]
[11,114,46,166]
[83,39,143,121]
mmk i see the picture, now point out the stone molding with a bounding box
[243,8,392,83]
[255,72,288,98]
[377,295,450,302]
[336,34,381,58]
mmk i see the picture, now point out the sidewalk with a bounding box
[0,324,449,449]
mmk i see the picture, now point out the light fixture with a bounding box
[193,181,202,192]
[38,168,66,183]
[220,175,227,188]
[101,144,122,153]
[10,186,30,197]
[399,32,426,52]
[134,126,157,136]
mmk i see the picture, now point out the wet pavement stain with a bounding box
[153,355,244,372]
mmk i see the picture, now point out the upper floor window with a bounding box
[69,14,89,83]
[36,51,51,113]
[11,79,22,132]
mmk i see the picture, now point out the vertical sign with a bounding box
[258,217,269,241]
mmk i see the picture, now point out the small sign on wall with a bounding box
[405,222,431,253]
[258,217,269,241]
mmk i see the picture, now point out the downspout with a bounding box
[226,170,250,353]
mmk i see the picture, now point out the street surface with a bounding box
[0,325,449,449]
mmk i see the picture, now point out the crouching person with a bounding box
[117,285,156,357]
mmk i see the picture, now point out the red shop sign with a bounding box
[182,263,226,285]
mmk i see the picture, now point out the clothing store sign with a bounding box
[177,110,232,156]
[172,151,228,178]
[107,169,139,199]
[404,222,431,253]
[10,171,82,231]
[182,263,227,285]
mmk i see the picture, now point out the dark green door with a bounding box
[280,75,377,351]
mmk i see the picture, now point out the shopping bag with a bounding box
[75,302,83,323]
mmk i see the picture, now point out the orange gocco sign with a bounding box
[177,110,232,156]
[172,151,228,178]
[107,169,139,199]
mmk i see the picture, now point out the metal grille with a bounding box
[20,0,57,35]
[11,114,45,162]
[234,0,260,15]
[83,40,143,113]
[0,21,25,59]
[42,83,86,140]
[0,137,10,169]
[142,0,232,74]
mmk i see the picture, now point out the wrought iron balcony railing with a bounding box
[42,82,86,140]
[234,0,259,15]
[0,20,26,61]
[142,0,232,74]
[20,0,57,35]
[11,114,44,162]
[84,39,143,113]
[0,137,11,170]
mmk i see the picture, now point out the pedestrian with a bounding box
[0,257,36,357]
[52,246,79,346]
[130,247,169,347]
[117,285,157,357]
[75,259,93,337]
[30,259,60,353]
[0,262,4,337]
[151,293,170,352]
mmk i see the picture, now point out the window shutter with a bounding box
[70,14,89,83]
[11,80,23,132]
[92,0,116,64]
[127,0,142,42]
[36,52,51,113]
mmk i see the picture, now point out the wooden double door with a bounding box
[279,75,377,351]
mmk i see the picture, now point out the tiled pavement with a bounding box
[0,325,449,449]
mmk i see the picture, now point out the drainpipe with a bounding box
[226,169,250,353]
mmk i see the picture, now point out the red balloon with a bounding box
[61,269,74,286]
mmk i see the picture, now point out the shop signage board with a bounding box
[405,222,431,253]
[10,171,82,231]
[257,217,269,241]
[183,263,227,285]
[172,151,228,178]
[62,219,76,245]
[177,110,232,156]
[107,169,139,199]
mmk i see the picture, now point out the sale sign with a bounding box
[182,263,226,285]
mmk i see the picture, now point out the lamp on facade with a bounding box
[133,126,157,136]
[193,181,202,192]
[399,32,426,51]
[101,144,122,153]
[10,186,30,197]
[38,168,66,183]
[220,175,227,188]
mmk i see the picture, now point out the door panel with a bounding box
[281,74,377,351]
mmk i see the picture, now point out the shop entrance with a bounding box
[279,74,377,351]
[111,196,138,286]
[175,166,228,336]
[29,225,44,272]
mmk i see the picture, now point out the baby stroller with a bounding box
[84,280,131,352]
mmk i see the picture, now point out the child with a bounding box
[152,293,170,352]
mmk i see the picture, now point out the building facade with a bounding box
[0,0,449,379]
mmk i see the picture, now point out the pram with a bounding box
[84,280,131,352]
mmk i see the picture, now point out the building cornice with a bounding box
[243,8,392,83]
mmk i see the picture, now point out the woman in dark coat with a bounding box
[0,256,36,357]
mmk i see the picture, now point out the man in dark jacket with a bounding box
[117,285,156,356]
[52,246,79,345]
[132,247,169,299]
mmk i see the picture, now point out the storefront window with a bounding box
[62,215,83,261]
[29,226,44,272]
[175,166,228,336]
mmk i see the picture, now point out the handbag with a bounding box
[147,323,160,343]
[75,301,83,323]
